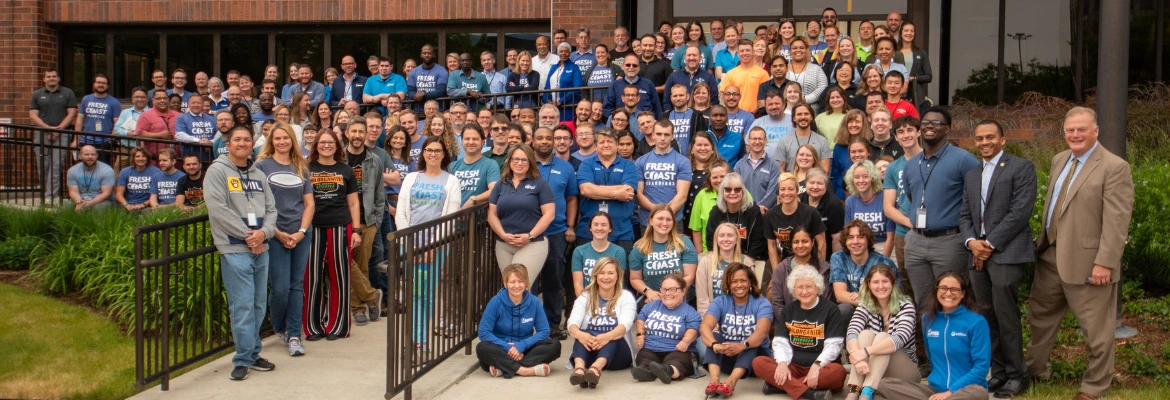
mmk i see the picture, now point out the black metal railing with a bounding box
[0,124,212,207]
[133,214,236,391]
[386,203,498,400]
[397,85,608,114]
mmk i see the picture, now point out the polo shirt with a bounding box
[251,111,274,122]
[714,49,740,75]
[208,96,229,111]
[364,73,408,113]
[489,177,555,241]
[575,155,641,241]
[709,130,745,168]
[78,94,122,145]
[537,156,580,236]
[135,108,179,155]
[734,153,782,208]
[725,109,755,135]
[29,86,78,127]
[900,143,980,231]
[638,57,674,88]
[635,149,693,224]
[448,156,500,205]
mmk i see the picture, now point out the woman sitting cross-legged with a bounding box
[752,264,848,400]
[699,262,773,397]
[567,257,637,389]
[475,264,562,378]
[842,264,919,400]
[632,273,702,384]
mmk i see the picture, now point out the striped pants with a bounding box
[303,224,353,338]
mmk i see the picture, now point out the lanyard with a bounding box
[917,143,950,207]
[236,166,252,202]
[82,167,96,193]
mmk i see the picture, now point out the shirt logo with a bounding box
[226,177,242,192]
[785,320,826,348]
[524,184,536,190]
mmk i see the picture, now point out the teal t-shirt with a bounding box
[629,237,699,293]
[571,241,629,288]
[882,157,913,237]
[448,156,500,206]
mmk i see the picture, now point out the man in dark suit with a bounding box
[959,120,1037,398]
[1026,107,1134,400]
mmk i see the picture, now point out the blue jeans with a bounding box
[369,209,393,292]
[268,230,312,339]
[221,251,270,367]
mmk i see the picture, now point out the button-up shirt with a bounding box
[979,151,1004,218]
[901,143,980,230]
[1045,142,1098,231]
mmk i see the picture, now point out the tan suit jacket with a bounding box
[1035,144,1134,284]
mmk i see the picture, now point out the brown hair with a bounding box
[838,219,876,254]
[720,262,760,297]
[501,144,542,182]
[501,264,530,287]
[309,129,346,164]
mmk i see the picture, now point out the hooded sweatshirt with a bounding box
[922,304,991,393]
[204,155,277,254]
[478,288,551,353]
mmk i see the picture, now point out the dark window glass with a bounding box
[276,34,325,85]
[113,34,160,99]
[66,34,107,97]
[221,34,269,85]
[331,34,380,80]
[445,33,498,70]
[503,33,539,56]
[166,34,213,93]
[388,33,440,75]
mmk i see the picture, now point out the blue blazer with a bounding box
[542,62,582,120]
[328,74,368,107]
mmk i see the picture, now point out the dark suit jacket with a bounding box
[894,49,933,109]
[1035,145,1134,284]
[328,74,368,107]
[959,152,1038,266]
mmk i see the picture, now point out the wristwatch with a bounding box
[298,228,308,234]
[527,233,535,241]
[742,340,751,349]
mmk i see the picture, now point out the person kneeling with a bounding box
[700,262,773,397]
[567,257,636,388]
[752,264,847,399]
[632,273,701,384]
[475,264,561,378]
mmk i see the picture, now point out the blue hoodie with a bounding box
[922,305,991,393]
[478,288,551,353]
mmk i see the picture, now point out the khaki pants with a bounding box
[875,379,987,400]
[845,331,920,390]
[349,223,379,311]
[494,240,548,287]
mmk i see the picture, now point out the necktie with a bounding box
[1048,158,1078,244]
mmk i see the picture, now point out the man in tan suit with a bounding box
[1026,106,1134,400]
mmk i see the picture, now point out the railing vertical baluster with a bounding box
[160,229,171,391]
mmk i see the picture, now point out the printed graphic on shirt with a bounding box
[311,172,344,195]
[409,182,447,206]
[126,175,151,192]
[184,187,204,206]
[719,312,757,342]
[785,320,827,348]
[644,310,686,340]
[455,169,483,192]
[772,225,796,252]
[352,165,364,193]
[416,75,437,90]
[643,162,680,184]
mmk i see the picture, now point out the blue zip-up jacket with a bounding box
[478,288,551,353]
[543,62,583,121]
[662,68,716,105]
[830,145,854,199]
[922,305,991,393]
[601,76,662,119]
[708,129,745,168]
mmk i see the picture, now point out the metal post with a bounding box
[997,0,1006,105]
[463,213,475,356]
[1157,0,1165,82]
[160,230,170,391]
[1097,0,1129,157]
[938,0,952,105]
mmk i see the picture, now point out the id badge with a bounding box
[95,120,102,132]
[599,202,609,214]
[916,208,927,229]
[247,212,258,228]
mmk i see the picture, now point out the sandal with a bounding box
[705,382,721,396]
[488,366,501,378]
[570,367,587,387]
[585,366,601,388]
[717,382,733,397]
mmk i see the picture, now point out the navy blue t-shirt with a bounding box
[489,177,555,241]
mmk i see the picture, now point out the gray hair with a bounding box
[556,42,573,53]
[208,77,224,90]
[716,172,756,211]
[806,168,829,186]
[786,264,826,297]
[844,160,883,197]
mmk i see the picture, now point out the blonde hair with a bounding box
[858,65,885,95]
[844,159,883,197]
[501,264,530,287]
[585,257,623,319]
[423,115,460,158]
[703,222,748,268]
[258,122,309,178]
[635,204,688,255]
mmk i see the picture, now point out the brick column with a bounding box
[552,0,617,45]
[1,0,58,124]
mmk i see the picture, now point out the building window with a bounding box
[167,34,213,93]
[221,34,269,85]
[276,34,325,84]
[113,34,160,99]
[66,34,107,97]
[504,33,540,56]
[446,33,498,70]
[331,34,380,78]
[388,33,440,74]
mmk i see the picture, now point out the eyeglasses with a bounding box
[660,287,682,294]
[511,158,530,163]
[921,120,947,127]
[317,141,336,146]
[937,286,963,295]
[725,187,743,193]
[624,64,639,68]
[491,126,508,132]
[424,148,444,154]
[554,137,573,142]
[724,93,741,97]
[794,284,817,293]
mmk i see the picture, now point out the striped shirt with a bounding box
[846,299,918,364]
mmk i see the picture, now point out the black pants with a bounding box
[571,337,633,370]
[475,339,562,378]
[969,259,1027,381]
[635,347,695,378]
[535,232,568,327]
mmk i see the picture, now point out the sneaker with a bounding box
[631,366,655,382]
[326,333,341,341]
[250,357,275,371]
[368,289,383,322]
[230,365,249,380]
[305,334,325,341]
[276,332,288,344]
[354,310,369,326]
[376,260,389,274]
[800,389,832,400]
[287,337,305,357]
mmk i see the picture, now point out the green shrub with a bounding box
[1124,163,1170,287]
[1119,343,1170,382]
[0,236,44,270]
[0,206,58,242]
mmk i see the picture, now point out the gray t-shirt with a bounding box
[255,158,313,233]
[66,162,116,201]
[407,172,450,227]
[774,130,832,171]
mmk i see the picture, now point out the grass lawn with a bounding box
[0,282,138,399]
[1028,382,1170,399]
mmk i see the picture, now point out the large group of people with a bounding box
[30,8,1134,400]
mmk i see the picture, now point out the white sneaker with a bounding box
[288,337,305,357]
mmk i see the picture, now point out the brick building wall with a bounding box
[1,0,58,126]
[552,0,618,46]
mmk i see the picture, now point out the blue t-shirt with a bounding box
[829,251,898,293]
[845,194,895,243]
[570,50,597,72]
[67,162,116,201]
[165,89,192,112]
[726,109,755,135]
[150,169,186,205]
[117,166,161,205]
[409,136,426,160]
[251,112,274,122]
[407,65,449,111]
[667,109,695,154]
[78,94,122,144]
[537,157,581,236]
[638,300,702,352]
[634,150,693,224]
[489,177,555,240]
[386,156,415,196]
[255,159,314,234]
[883,157,913,237]
[629,237,699,293]
[449,156,501,206]
[705,294,773,343]
[576,156,641,240]
[749,114,794,159]
[585,299,620,336]
[572,242,629,287]
[585,65,615,100]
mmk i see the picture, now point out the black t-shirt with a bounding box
[177,174,205,207]
[706,203,769,261]
[638,58,673,87]
[309,161,359,227]
[775,298,846,367]
[762,202,826,260]
[347,150,367,224]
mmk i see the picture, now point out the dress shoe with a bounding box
[987,378,1006,392]
[1072,393,1100,400]
[993,379,1028,398]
